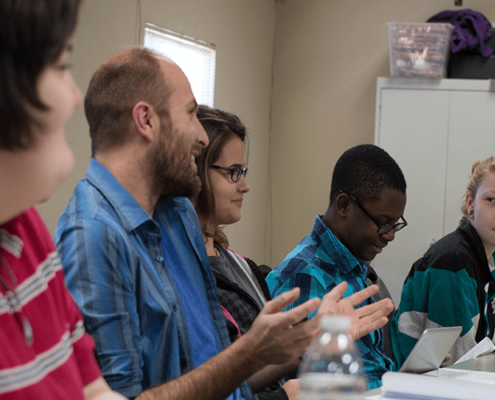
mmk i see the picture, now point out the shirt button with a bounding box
[180,358,188,368]
[156,255,163,262]
[172,304,178,312]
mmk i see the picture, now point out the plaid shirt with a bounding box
[266,215,392,390]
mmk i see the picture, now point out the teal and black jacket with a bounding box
[391,217,495,368]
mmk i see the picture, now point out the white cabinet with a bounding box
[374,77,495,304]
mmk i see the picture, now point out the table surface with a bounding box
[447,352,495,373]
[357,352,495,399]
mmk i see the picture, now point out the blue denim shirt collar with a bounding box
[85,158,154,233]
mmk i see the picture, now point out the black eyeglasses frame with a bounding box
[338,190,407,235]
[211,165,248,183]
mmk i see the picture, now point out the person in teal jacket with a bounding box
[391,156,495,367]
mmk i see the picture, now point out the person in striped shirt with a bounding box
[0,0,126,398]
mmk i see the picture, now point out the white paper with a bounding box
[437,368,495,385]
[381,371,495,400]
[453,337,495,365]
[363,394,383,400]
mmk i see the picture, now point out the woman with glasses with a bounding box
[195,105,299,400]
[391,156,495,367]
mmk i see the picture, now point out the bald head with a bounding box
[85,47,173,156]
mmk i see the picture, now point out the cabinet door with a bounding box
[445,91,495,235]
[375,88,450,304]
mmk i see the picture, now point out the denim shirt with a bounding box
[55,158,252,400]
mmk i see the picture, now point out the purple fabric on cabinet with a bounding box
[427,9,493,57]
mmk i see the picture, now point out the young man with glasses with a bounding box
[266,144,407,390]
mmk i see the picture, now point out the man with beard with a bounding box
[56,48,393,400]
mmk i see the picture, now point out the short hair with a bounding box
[0,0,81,150]
[196,105,247,247]
[84,47,172,156]
[461,156,495,217]
[330,144,406,205]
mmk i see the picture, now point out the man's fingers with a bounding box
[261,288,321,323]
[280,297,321,326]
[292,314,320,333]
[287,318,321,351]
[344,284,379,308]
[323,281,348,302]
[355,298,394,319]
[351,299,394,339]
[355,316,389,339]
[261,288,301,315]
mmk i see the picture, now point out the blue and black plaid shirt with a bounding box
[266,215,392,390]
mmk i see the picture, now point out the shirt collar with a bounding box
[313,215,365,274]
[85,158,154,232]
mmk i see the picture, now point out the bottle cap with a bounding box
[320,315,350,332]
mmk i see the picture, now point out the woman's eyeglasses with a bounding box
[211,165,248,182]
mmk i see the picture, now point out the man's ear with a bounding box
[336,192,352,218]
[132,101,157,142]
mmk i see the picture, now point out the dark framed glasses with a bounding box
[211,165,248,182]
[339,190,407,235]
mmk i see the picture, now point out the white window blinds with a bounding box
[144,23,216,107]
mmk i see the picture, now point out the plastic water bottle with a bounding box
[298,315,367,400]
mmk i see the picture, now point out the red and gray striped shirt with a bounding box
[0,208,100,399]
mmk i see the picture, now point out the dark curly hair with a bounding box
[330,144,406,205]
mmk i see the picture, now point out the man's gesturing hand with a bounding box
[317,282,394,340]
[242,287,321,370]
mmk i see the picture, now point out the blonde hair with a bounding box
[461,156,495,217]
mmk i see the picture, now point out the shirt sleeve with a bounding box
[392,253,480,367]
[56,219,144,398]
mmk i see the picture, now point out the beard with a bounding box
[144,117,201,200]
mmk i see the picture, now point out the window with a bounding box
[144,23,216,107]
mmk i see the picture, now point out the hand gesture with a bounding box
[242,288,321,369]
[317,282,394,340]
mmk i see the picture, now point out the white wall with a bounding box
[37,0,276,264]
